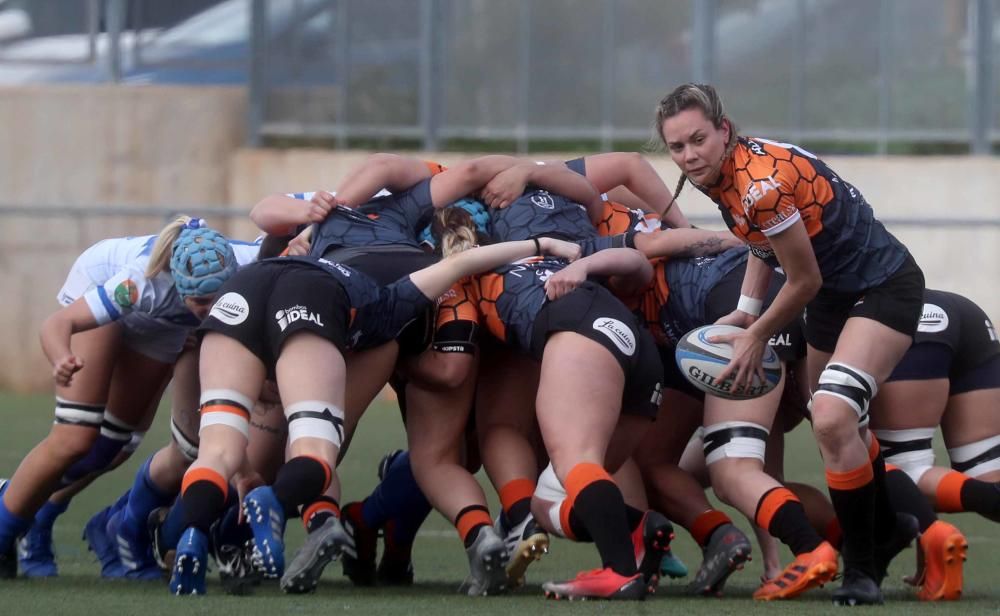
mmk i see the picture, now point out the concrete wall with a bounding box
[0,85,247,391]
[0,84,997,391]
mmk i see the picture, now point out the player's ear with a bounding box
[720,117,732,144]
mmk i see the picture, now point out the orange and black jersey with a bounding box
[434,256,568,354]
[699,137,908,292]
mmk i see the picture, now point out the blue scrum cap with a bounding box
[170,221,238,298]
[419,198,491,248]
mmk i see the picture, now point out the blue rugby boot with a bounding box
[107,508,161,580]
[243,486,286,578]
[18,523,57,577]
[170,527,208,596]
[83,505,124,577]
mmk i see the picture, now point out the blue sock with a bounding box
[111,488,131,514]
[214,502,252,548]
[120,456,174,536]
[159,495,188,553]
[33,500,69,531]
[0,489,31,552]
[361,451,431,545]
[61,433,129,485]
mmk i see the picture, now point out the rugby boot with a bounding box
[243,486,286,578]
[495,512,549,588]
[83,505,124,577]
[148,507,174,571]
[377,519,414,586]
[543,567,646,600]
[18,523,57,578]
[215,541,260,596]
[753,541,839,601]
[341,501,377,586]
[631,510,673,592]
[458,525,508,596]
[831,567,884,606]
[687,522,752,596]
[169,527,208,596]
[659,547,689,579]
[873,512,919,584]
[107,508,161,580]
[281,515,355,594]
[909,520,967,601]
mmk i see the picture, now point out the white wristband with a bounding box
[737,294,763,317]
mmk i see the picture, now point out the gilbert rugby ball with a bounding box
[674,324,783,400]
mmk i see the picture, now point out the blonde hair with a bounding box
[431,207,478,257]
[652,83,739,203]
[144,215,197,278]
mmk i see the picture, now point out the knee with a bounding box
[810,410,858,451]
[47,428,100,462]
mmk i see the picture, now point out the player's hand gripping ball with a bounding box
[675,324,782,400]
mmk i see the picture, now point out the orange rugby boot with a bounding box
[753,540,839,601]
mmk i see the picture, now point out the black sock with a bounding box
[181,481,227,534]
[960,479,1000,519]
[506,499,531,527]
[273,456,329,516]
[625,505,645,533]
[870,451,899,537]
[758,492,823,555]
[829,479,877,580]
[885,469,937,532]
[463,524,486,548]
[567,508,593,542]
[571,480,636,577]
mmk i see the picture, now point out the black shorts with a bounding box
[200,261,351,366]
[530,282,662,418]
[329,249,438,355]
[660,343,703,400]
[703,264,806,362]
[887,343,1000,395]
[805,254,925,353]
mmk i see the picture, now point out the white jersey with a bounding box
[59,235,261,327]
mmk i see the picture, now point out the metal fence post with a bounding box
[789,0,806,143]
[971,0,994,154]
[516,0,532,153]
[877,0,892,155]
[105,0,125,82]
[334,0,351,149]
[600,0,617,151]
[420,0,441,152]
[247,0,268,147]
[691,0,715,83]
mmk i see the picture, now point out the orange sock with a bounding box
[825,462,874,491]
[691,509,732,546]
[302,498,340,531]
[181,467,228,500]
[455,504,492,544]
[558,463,610,542]
[499,478,535,515]
[754,487,800,530]
[935,471,968,513]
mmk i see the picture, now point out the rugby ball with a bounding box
[675,324,783,400]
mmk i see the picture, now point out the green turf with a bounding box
[1,391,998,614]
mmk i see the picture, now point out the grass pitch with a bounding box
[0,391,998,615]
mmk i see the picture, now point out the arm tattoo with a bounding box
[676,236,725,257]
